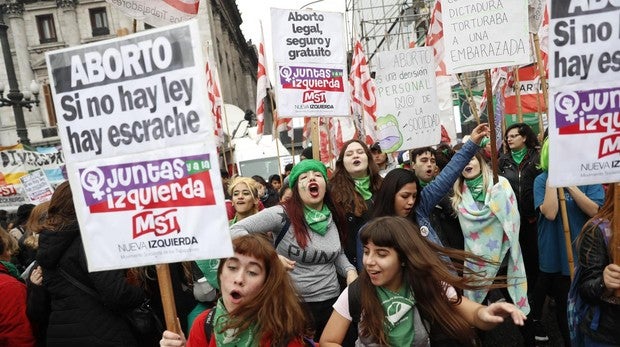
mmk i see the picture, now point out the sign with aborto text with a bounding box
[442,0,532,74]
[271,8,349,117]
[374,48,441,152]
[19,169,54,204]
[46,20,233,271]
[547,1,620,186]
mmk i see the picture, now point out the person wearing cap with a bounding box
[369,142,397,178]
[230,159,357,340]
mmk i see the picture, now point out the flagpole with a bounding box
[558,187,575,279]
[533,32,548,133]
[311,117,320,161]
[269,90,284,181]
[485,70,499,185]
[514,66,523,123]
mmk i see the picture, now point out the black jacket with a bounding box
[429,193,464,251]
[577,221,620,345]
[36,223,144,347]
[498,149,541,219]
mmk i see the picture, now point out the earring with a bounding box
[401,262,405,267]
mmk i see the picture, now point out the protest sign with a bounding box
[547,2,620,186]
[374,47,440,152]
[271,8,349,117]
[0,144,66,211]
[442,1,532,74]
[19,169,54,204]
[106,0,200,28]
[45,20,232,271]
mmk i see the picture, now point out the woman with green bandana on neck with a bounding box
[329,140,382,269]
[320,217,527,347]
[230,160,357,341]
[452,152,529,316]
[498,123,541,301]
[160,234,313,347]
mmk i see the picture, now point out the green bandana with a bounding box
[354,176,372,200]
[511,147,527,165]
[479,137,490,148]
[418,179,429,188]
[0,261,20,280]
[465,174,486,203]
[213,298,256,347]
[376,286,416,347]
[303,204,331,236]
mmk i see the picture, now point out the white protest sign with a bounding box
[442,0,532,74]
[19,169,54,204]
[528,0,546,33]
[547,2,620,187]
[271,8,349,117]
[374,48,440,152]
[106,0,200,28]
[45,20,233,271]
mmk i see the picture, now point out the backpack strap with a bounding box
[274,215,291,248]
[348,278,361,323]
[203,307,217,342]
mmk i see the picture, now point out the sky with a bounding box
[235,0,346,81]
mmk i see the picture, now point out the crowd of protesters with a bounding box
[1,122,619,347]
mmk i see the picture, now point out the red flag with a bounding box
[273,110,293,140]
[256,26,268,137]
[302,117,311,146]
[349,40,377,145]
[319,118,330,165]
[205,59,224,146]
[503,65,546,114]
[425,0,447,77]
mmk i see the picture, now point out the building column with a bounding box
[57,0,81,46]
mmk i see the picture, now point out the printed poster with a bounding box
[547,1,620,186]
[45,20,232,271]
[0,144,65,211]
[442,0,532,74]
[19,169,54,204]
[374,48,441,152]
[271,8,349,117]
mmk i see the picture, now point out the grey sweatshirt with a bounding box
[230,205,355,302]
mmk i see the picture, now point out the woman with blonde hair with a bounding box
[451,151,528,311]
[228,177,261,224]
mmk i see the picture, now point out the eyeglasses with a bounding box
[506,134,522,139]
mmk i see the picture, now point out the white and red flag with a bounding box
[106,0,200,27]
[425,0,447,77]
[255,25,268,139]
[205,59,224,146]
[349,40,377,145]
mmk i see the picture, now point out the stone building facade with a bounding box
[0,0,257,146]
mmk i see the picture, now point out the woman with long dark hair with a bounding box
[35,182,145,346]
[320,217,527,346]
[230,160,357,339]
[574,184,619,346]
[329,139,382,267]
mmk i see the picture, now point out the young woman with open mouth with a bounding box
[230,160,357,341]
[320,217,527,347]
[160,234,313,346]
[451,152,529,325]
[329,139,382,269]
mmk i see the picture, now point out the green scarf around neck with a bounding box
[376,286,416,346]
[465,174,486,203]
[511,147,527,164]
[213,298,256,346]
[303,204,331,236]
[418,179,430,188]
[354,176,372,200]
[0,261,20,280]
